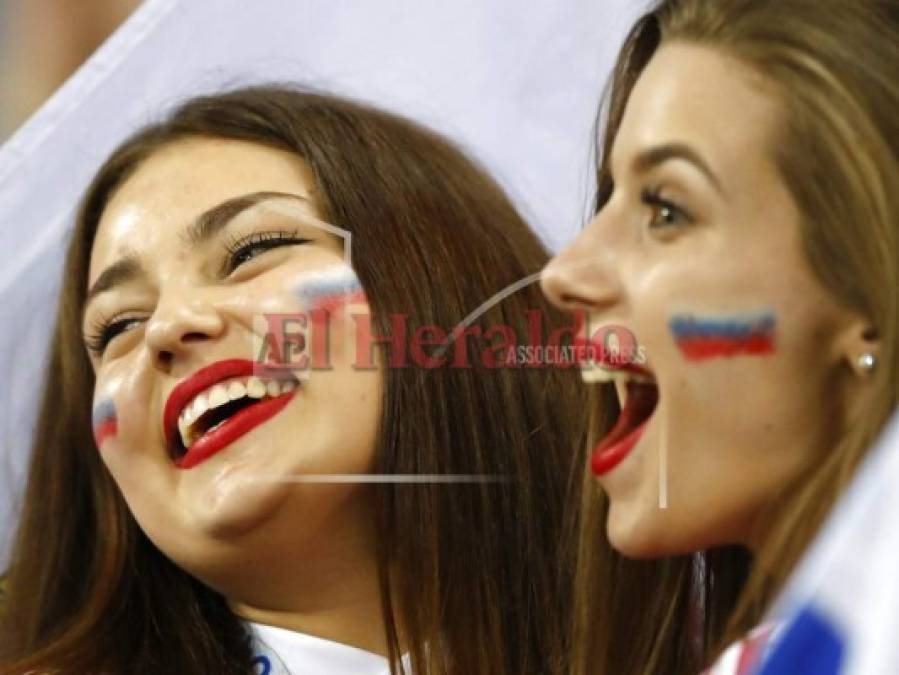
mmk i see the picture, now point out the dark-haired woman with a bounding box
[0,86,586,674]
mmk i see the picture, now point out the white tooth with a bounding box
[282,381,297,392]
[580,365,616,384]
[209,384,229,408]
[178,418,191,447]
[266,380,281,397]
[228,381,247,401]
[192,394,209,421]
[186,399,202,426]
[247,377,267,398]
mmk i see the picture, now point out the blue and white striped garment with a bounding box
[755,409,899,675]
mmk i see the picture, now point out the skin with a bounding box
[542,43,869,558]
[83,138,386,654]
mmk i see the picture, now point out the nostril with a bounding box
[559,292,588,311]
[181,332,209,343]
[157,350,174,368]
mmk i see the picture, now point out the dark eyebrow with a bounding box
[84,255,144,308]
[633,143,725,196]
[83,191,310,321]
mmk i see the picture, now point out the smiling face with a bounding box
[542,43,866,557]
[83,137,382,602]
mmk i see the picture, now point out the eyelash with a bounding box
[84,229,309,356]
[640,187,692,229]
[222,229,310,275]
[84,313,143,356]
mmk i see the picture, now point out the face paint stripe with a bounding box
[309,288,367,312]
[295,267,367,312]
[91,399,118,447]
[670,313,776,361]
[93,419,118,448]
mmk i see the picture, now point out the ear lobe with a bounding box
[844,321,880,377]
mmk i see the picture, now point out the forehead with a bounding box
[613,41,782,175]
[88,138,318,285]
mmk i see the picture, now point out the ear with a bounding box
[838,317,880,378]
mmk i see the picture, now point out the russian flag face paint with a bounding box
[669,312,776,361]
[252,264,370,376]
[294,265,367,313]
[92,398,118,448]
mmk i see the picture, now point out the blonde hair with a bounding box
[571,1,899,673]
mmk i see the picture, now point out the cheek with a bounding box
[294,265,367,313]
[92,398,118,448]
[250,265,371,373]
[92,359,160,471]
[295,266,370,364]
[91,369,135,451]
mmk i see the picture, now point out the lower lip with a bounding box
[590,418,651,476]
[175,390,297,470]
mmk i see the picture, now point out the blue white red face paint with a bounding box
[294,265,367,312]
[252,264,369,377]
[92,398,118,448]
[669,311,777,361]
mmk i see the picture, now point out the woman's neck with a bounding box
[230,545,388,655]
[226,497,390,656]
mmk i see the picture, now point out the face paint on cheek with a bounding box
[253,265,370,375]
[669,311,777,361]
[91,398,118,448]
[294,265,367,313]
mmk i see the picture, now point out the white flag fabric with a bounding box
[0,0,644,569]
[758,408,899,675]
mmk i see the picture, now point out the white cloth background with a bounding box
[0,0,644,568]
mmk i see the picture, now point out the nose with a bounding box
[540,216,624,315]
[144,289,226,371]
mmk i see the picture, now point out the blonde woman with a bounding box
[541,1,899,673]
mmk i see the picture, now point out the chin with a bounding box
[605,502,679,559]
[200,487,291,542]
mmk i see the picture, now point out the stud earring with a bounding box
[858,352,877,373]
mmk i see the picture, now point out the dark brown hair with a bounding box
[0,85,587,674]
[572,1,899,673]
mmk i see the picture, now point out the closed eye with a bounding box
[84,231,314,356]
[222,230,311,276]
[84,314,145,356]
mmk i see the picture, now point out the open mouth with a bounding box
[587,366,659,476]
[172,376,297,461]
[164,359,299,470]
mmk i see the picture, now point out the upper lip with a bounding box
[590,342,655,381]
[162,358,290,455]
[595,358,654,379]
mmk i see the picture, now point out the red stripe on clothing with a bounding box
[736,626,775,675]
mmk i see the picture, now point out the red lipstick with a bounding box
[163,358,297,470]
[591,382,658,476]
